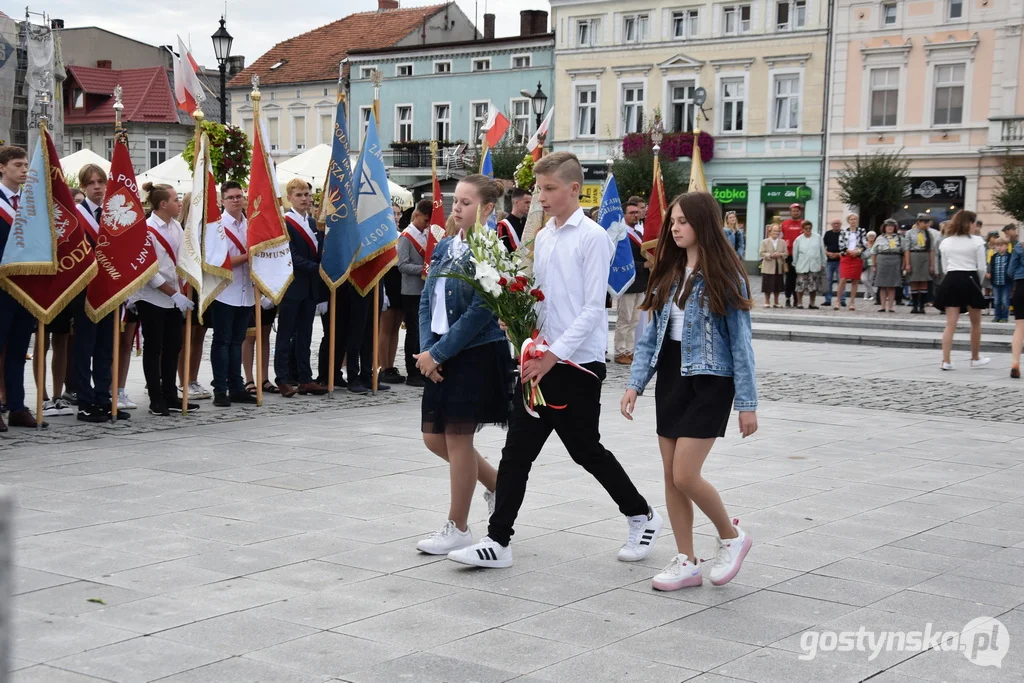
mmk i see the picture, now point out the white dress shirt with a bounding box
[534,207,613,364]
[215,211,255,307]
[0,183,19,211]
[940,234,987,281]
[136,213,184,309]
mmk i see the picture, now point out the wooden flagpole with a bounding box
[328,289,336,393]
[35,321,43,430]
[110,85,124,423]
[325,78,345,396]
[251,77,264,407]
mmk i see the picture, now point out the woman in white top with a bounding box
[934,210,990,370]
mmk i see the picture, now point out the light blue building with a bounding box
[346,10,554,190]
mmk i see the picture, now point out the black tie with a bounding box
[10,194,18,211]
[94,205,101,222]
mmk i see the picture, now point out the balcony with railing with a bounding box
[387,142,477,174]
[989,116,1024,148]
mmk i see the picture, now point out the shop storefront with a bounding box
[580,164,609,209]
[892,177,966,227]
[713,184,749,229]
[761,184,814,230]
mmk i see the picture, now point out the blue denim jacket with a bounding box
[627,273,758,412]
[418,236,505,364]
[1008,243,1024,281]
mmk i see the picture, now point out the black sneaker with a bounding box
[76,403,108,423]
[348,382,370,395]
[149,399,171,416]
[229,392,258,405]
[102,405,131,421]
[376,382,391,392]
[213,392,231,407]
[380,368,405,384]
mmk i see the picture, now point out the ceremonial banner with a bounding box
[598,174,636,296]
[247,107,293,303]
[25,23,53,154]
[423,171,445,271]
[515,186,544,277]
[85,133,158,321]
[641,155,667,256]
[0,128,97,323]
[527,108,553,162]
[0,15,18,146]
[348,114,398,296]
[50,27,66,154]
[173,37,204,115]
[688,131,707,193]
[319,94,360,290]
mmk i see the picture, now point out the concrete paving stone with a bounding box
[126,511,297,546]
[668,606,814,647]
[11,665,111,682]
[982,545,1024,567]
[12,610,137,664]
[245,531,370,561]
[156,610,320,655]
[50,635,227,683]
[12,566,77,595]
[15,541,159,580]
[167,576,308,612]
[245,631,412,678]
[320,538,448,574]
[770,530,888,556]
[742,542,847,573]
[542,553,660,588]
[907,573,1024,609]
[805,559,938,594]
[604,628,758,672]
[728,562,804,590]
[712,646,881,683]
[771,573,902,607]
[856,546,964,574]
[947,559,1024,588]
[98,559,236,594]
[247,559,381,592]
[77,594,232,635]
[528,649,699,683]
[502,606,652,649]
[429,628,587,675]
[569,586,705,627]
[415,588,552,627]
[719,589,861,625]
[474,569,614,606]
[14,580,149,617]
[155,656,332,682]
[333,603,492,650]
[177,546,296,576]
[870,590,1007,631]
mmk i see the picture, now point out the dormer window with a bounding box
[72,88,84,109]
[270,59,287,70]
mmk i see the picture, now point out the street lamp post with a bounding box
[211,16,233,125]
[530,81,548,131]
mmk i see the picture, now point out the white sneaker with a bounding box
[940,362,955,371]
[483,489,495,518]
[970,357,991,369]
[53,398,75,416]
[709,521,752,586]
[416,520,473,555]
[618,507,663,562]
[42,399,59,418]
[447,536,513,568]
[652,554,703,591]
[117,390,138,410]
[188,381,212,399]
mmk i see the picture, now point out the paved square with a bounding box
[3,339,1023,682]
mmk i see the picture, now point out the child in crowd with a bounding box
[990,237,1013,323]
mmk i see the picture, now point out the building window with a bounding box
[576,86,598,137]
[672,9,700,39]
[773,75,800,131]
[882,3,897,25]
[295,89,301,99]
[293,115,306,150]
[396,63,413,77]
[434,61,452,74]
[72,88,84,109]
[511,98,531,142]
[104,137,114,160]
[471,101,489,142]
[72,139,83,153]
[933,63,965,125]
[268,117,279,150]
[148,138,167,167]
[622,14,649,43]
[669,81,696,133]
[323,88,329,96]
[270,92,276,101]
[243,118,254,142]
[512,54,531,69]
[869,67,899,127]
[947,0,963,20]
[396,105,413,142]
[359,66,375,79]
[720,77,746,133]
[576,17,601,47]
[472,58,491,72]
[433,103,451,141]
[621,84,645,134]
[359,107,372,146]
[722,4,752,35]
[320,113,332,144]
[776,0,806,31]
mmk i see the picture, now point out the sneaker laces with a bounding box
[428,520,458,540]
[661,554,686,576]
[711,538,732,567]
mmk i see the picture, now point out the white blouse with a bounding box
[430,234,468,335]
[667,268,693,342]
[939,235,986,281]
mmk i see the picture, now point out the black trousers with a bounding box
[402,294,422,379]
[784,255,797,300]
[210,300,249,395]
[488,362,649,546]
[317,291,349,385]
[275,297,315,384]
[346,286,374,384]
[69,295,114,408]
[0,290,33,412]
[136,301,183,404]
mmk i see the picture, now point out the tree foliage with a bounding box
[183,119,251,185]
[612,149,689,205]
[993,161,1024,223]
[488,139,528,180]
[836,152,911,230]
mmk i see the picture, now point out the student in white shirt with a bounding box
[449,152,661,569]
[210,181,258,407]
[137,183,196,416]
[934,210,990,370]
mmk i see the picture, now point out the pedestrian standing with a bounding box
[872,219,905,313]
[1007,237,1024,378]
[935,210,990,370]
[792,220,826,309]
[780,203,804,307]
[397,199,432,387]
[822,218,844,307]
[904,214,936,314]
[759,225,787,308]
[621,190,757,591]
[835,219,867,311]
[989,238,1012,322]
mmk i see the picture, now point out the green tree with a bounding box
[488,139,528,180]
[993,160,1024,223]
[836,151,911,230]
[611,149,689,205]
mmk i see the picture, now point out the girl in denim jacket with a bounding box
[621,191,758,592]
[412,175,512,556]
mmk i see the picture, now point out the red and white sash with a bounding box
[0,198,15,226]
[627,224,643,248]
[497,219,521,250]
[76,202,101,241]
[146,227,177,266]
[401,226,427,258]
[284,214,318,256]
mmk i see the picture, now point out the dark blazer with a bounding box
[0,192,15,253]
[283,213,326,303]
[626,226,650,295]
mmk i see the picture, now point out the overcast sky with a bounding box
[41,0,551,68]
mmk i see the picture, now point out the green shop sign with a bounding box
[712,185,748,205]
[762,185,813,203]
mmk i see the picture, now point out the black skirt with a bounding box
[655,340,735,439]
[933,270,986,313]
[1013,282,1024,321]
[421,340,514,435]
[383,268,404,311]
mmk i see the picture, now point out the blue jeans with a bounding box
[823,260,844,305]
[210,300,250,395]
[994,284,1012,321]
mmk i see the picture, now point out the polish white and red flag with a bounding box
[482,104,510,148]
[173,36,205,114]
[527,107,554,161]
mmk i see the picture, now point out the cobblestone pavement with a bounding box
[3,340,1023,682]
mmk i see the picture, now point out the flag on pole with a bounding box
[85,132,158,321]
[478,148,498,231]
[348,113,399,296]
[515,187,545,277]
[246,105,293,303]
[527,107,553,161]
[598,174,636,296]
[688,131,707,192]
[641,155,667,257]
[482,104,511,148]
[423,167,445,273]
[319,93,360,290]
[173,37,204,115]
[0,128,97,323]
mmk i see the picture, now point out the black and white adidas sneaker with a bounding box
[447,536,513,568]
[618,507,663,561]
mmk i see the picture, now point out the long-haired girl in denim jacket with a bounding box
[621,191,758,592]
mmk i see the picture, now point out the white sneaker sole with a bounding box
[710,534,752,586]
[416,537,473,555]
[447,549,513,568]
[652,573,703,591]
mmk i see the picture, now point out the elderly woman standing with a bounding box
[861,231,877,302]
[873,219,906,313]
[792,220,826,309]
[760,224,788,307]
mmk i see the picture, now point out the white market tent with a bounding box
[276,143,414,210]
[59,149,110,184]
[135,154,192,196]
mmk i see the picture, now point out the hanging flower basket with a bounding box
[183,119,252,185]
[622,131,715,163]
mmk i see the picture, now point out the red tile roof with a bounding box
[228,4,446,88]
[65,65,180,125]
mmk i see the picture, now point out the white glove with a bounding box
[260,296,274,310]
[171,292,194,313]
[382,293,391,311]
[315,301,328,317]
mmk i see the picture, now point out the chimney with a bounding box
[50,18,64,29]
[520,10,549,36]
[96,59,112,69]
[483,13,495,40]
[227,55,246,77]
[378,0,399,10]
